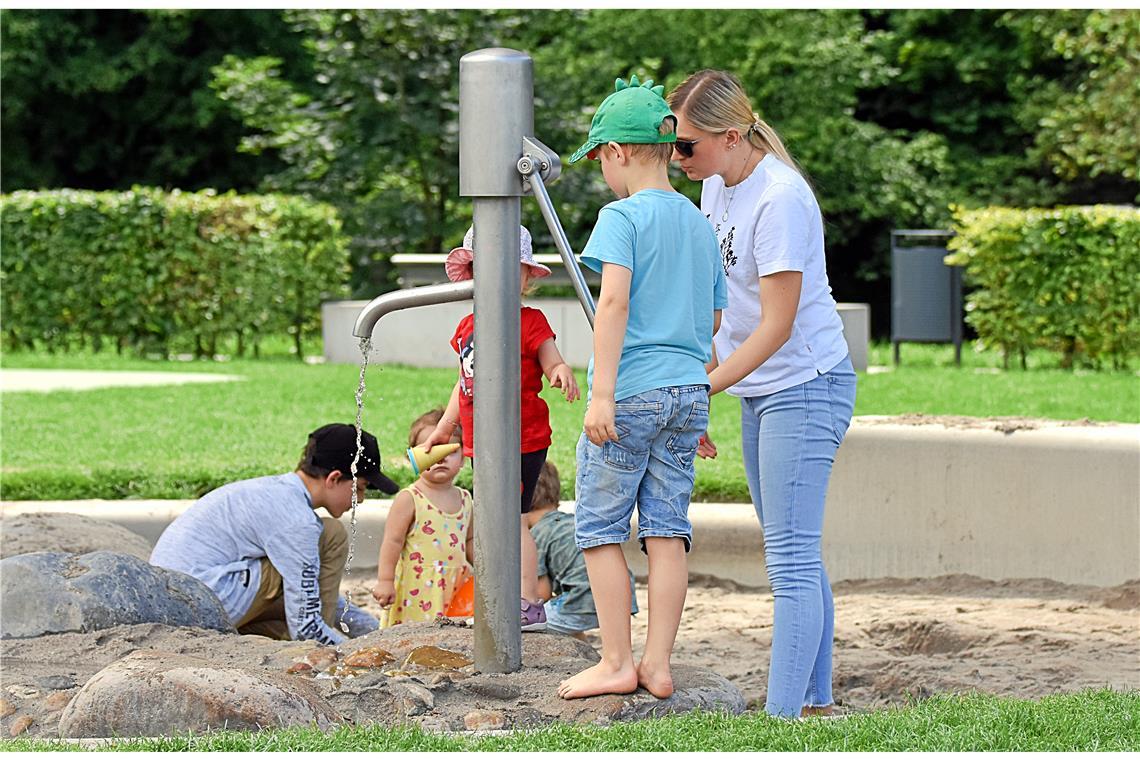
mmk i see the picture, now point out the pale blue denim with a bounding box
[575,385,710,553]
[740,355,856,718]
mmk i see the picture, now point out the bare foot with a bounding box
[557,661,638,700]
[636,660,674,699]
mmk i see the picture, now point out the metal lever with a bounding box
[518,136,596,328]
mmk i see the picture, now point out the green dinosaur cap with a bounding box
[568,75,677,163]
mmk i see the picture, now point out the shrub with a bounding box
[0,188,350,358]
[946,205,1139,369]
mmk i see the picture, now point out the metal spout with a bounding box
[352,280,475,340]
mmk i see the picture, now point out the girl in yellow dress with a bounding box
[373,409,473,627]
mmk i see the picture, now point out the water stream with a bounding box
[340,335,373,633]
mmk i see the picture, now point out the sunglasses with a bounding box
[673,138,703,158]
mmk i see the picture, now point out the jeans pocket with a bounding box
[667,397,710,470]
[606,403,657,471]
[827,375,856,443]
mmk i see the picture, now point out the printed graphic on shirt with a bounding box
[707,214,737,275]
[295,561,338,645]
[457,333,474,397]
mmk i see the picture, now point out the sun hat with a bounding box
[445,225,552,283]
[306,423,399,495]
[568,74,677,163]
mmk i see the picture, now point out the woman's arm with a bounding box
[583,263,632,445]
[372,491,416,607]
[707,270,801,395]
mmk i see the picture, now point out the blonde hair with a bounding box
[667,70,807,180]
[606,116,676,166]
[530,461,561,510]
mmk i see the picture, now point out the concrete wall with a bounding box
[322,298,871,371]
[7,420,1135,587]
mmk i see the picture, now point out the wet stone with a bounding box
[343,646,394,669]
[286,662,312,675]
[463,709,507,731]
[305,648,339,670]
[404,645,472,670]
[8,715,33,737]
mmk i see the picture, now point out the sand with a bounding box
[342,570,1140,711]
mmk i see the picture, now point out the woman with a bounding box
[667,70,857,719]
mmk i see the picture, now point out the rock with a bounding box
[460,680,522,701]
[343,646,394,669]
[404,645,472,670]
[9,715,33,737]
[286,662,312,674]
[57,650,342,738]
[35,675,75,690]
[463,709,507,731]
[327,685,400,724]
[305,647,339,670]
[0,698,14,717]
[0,513,152,561]
[391,681,434,714]
[0,551,233,639]
[608,665,747,722]
[42,691,74,713]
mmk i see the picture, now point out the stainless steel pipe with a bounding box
[351,281,474,340]
[460,48,531,673]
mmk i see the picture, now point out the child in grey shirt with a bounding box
[527,462,637,639]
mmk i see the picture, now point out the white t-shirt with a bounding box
[702,153,848,397]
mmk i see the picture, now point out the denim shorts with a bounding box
[574,385,709,554]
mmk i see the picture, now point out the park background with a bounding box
[0,8,1138,750]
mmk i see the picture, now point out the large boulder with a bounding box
[58,650,342,738]
[0,512,152,560]
[0,551,233,639]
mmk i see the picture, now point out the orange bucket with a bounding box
[446,576,474,617]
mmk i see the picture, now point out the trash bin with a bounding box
[890,229,963,365]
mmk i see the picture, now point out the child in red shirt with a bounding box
[425,224,580,631]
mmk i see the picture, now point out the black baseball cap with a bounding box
[307,423,400,495]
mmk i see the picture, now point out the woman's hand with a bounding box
[372,579,396,608]
[584,397,618,446]
[697,432,718,459]
[549,363,580,402]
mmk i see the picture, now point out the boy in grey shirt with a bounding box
[527,462,637,639]
[151,423,399,645]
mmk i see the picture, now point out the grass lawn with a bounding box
[2,690,1137,751]
[1,342,1136,502]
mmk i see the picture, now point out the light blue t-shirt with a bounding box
[581,189,727,402]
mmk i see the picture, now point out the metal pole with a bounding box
[459,48,530,673]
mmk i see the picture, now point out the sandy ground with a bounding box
[343,570,1140,711]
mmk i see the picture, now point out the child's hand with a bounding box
[697,432,718,459]
[422,424,454,452]
[549,363,580,402]
[372,579,396,608]
[584,397,618,446]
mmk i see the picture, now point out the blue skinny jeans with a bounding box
[740,356,856,718]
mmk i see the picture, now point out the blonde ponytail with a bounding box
[668,70,809,183]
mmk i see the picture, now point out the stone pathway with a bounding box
[0,369,242,393]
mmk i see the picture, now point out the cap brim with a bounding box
[568,140,600,164]
[364,470,400,495]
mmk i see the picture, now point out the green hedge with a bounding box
[946,205,1140,369]
[0,188,351,358]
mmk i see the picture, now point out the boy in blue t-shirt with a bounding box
[557,76,727,701]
